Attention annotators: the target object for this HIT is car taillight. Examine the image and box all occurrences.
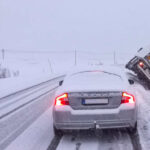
[55,93,69,106]
[139,61,144,67]
[121,92,135,104]
[139,61,146,69]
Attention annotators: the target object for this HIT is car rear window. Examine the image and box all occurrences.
[71,71,122,79]
[64,71,123,85]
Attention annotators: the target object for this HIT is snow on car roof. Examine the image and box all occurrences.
[59,66,128,93]
[55,66,130,94]
[65,66,125,78]
[69,70,122,81]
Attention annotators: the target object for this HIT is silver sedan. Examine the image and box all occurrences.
[53,68,137,135]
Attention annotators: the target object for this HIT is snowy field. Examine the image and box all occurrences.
[0,50,135,96]
[1,50,136,73]
[0,74,63,99]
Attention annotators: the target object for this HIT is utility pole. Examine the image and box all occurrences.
[48,59,53,73]
[2,49,5,60]
[114,51,116,65]
[75,49,77,66]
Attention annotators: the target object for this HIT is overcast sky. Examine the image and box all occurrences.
[0,0,150,53]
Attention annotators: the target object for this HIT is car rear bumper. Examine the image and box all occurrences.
[54,120,135,130]
[53,104,137,130]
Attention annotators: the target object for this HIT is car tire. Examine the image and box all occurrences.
[129,122,137,134]
[53,125,63,136]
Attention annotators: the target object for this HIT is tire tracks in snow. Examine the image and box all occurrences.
[47,135,62,150]
[48,129,142,150]
[128,130,142,150]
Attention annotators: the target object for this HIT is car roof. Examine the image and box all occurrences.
[65,66,126,79]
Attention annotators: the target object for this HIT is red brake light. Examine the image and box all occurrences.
[121,92,135,104]
[139,61,144,68]
[55,93,69,106]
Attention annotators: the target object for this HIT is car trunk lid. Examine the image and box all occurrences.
[68,91,122,110]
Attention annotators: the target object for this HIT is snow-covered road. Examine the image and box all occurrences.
[4,80,149,150]
[56,130,134,150]
[0,76,64,150]
[5,87,141,150]
[5,107,54,150]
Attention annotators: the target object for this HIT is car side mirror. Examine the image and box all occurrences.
[128,79,134,85]
[59,80,63,86]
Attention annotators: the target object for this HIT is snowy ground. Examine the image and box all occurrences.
[3,75,150,150]
[5,107,54,150]
[0,51,132,98]
[0,73,63,99]
[57,130,134,150]
[134,82,150,150]
[3,91,136,150]
[0,50,135,77]
[1,51,148,150]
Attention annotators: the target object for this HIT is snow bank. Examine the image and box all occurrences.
[134,83,150,150]
[0,73,64,99]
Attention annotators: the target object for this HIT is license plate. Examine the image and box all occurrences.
[83,98,108,105]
